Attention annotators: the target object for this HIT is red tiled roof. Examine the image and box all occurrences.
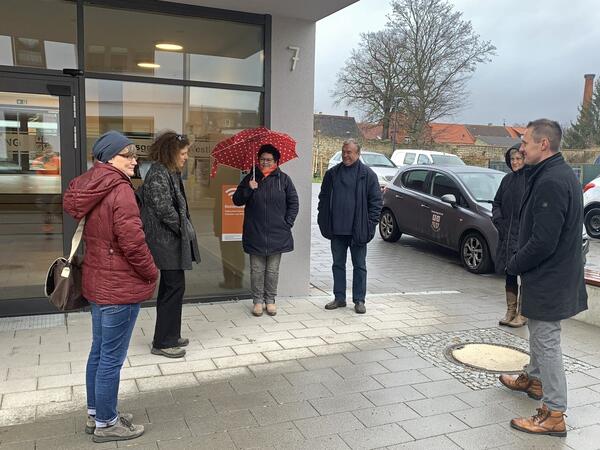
[429,123,475,145]
[506,126,526,139]
[357,123,383,140]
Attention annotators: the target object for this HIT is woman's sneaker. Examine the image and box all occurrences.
[92,415,144,443]
[86,412,133,434]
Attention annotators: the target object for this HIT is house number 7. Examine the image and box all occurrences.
[287,46,300,71]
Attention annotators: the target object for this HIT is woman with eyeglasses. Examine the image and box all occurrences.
[63,131,158,442]
[139,131,200,358]
[233,144,299,317]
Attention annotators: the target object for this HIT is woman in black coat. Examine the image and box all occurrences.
[233,144,299,317]
[492,144,527,328]
[140,131,200,358]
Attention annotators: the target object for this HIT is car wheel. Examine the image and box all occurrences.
[585,207,600,239]
[460,232,492,274]
[379,209,401,242]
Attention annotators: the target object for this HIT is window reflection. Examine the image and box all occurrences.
[0,0,77,70]
[84,5,264,86]
[85,79,263,298]
[0,92,63,300]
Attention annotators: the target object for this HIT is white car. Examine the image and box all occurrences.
[583,176,600,238]
[327,150,398,188]
[391,149,465,167]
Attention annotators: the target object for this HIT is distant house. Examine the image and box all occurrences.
[429,123,476,145]
[505,126,526,139]
[314,113,360,139]
[465,124,521,147]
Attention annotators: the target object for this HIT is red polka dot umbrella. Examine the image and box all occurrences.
[210,127,297,178]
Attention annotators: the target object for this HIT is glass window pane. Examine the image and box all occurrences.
[85,79,263,298]
[84,5,264,86]
[0,92,63,300]
[0,0,77,70]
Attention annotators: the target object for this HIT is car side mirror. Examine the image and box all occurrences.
[441,193,457,207]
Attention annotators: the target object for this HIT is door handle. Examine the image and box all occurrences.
[394,194,403,199]
[420,204,430,209]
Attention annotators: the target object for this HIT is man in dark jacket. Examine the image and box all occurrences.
[499,119,588,437]
[317,139,382,314]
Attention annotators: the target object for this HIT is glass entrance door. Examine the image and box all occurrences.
[0,73,77,315]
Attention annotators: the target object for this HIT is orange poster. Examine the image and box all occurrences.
[222,184,244,241]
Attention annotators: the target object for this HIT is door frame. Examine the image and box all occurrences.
[0,70,81,316]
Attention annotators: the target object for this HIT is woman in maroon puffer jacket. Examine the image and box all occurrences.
[63,131,157,443]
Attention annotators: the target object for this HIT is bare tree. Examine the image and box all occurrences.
[332,29,410,140]
[389,0,495,144]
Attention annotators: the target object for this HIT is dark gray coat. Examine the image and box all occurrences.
[232,167,299,256]
[492,146,528,273]
[317,161,382,246]
[507,153,588,321]
[139,162,200,270]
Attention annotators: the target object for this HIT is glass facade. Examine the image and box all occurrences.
[84,5,264,86]
[0,0,267,311]
[0,0,77,70]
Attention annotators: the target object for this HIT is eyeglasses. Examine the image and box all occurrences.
[116,152,138,160]
[259,158,275,163]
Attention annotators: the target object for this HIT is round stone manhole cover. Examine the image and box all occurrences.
[445,343,529,373]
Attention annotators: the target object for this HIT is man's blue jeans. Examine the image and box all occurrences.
[331,235,367,303]
[86,303,140,426]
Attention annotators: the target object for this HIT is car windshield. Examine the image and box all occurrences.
[456,172,506,202]
[431,154,465,166]
[361,153,396,167]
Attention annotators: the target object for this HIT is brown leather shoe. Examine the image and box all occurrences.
[510,404,567,437]
[266,303,277,316]
[252,303,263,317]
[499,372,543,400]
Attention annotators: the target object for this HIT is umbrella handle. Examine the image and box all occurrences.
[253,155,255,180]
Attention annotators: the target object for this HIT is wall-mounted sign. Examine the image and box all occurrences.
[221,184,244,241]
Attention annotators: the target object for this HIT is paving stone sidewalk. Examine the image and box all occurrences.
[0,292,599,450]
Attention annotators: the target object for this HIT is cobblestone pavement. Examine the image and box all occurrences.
[0,184,597,449]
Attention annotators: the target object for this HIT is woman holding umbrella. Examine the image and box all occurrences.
[232,144,299,316]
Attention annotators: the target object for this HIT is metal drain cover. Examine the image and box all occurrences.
[446,343,529,373]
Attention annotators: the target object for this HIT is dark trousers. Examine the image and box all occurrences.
[506,274,518,293]
[153,270,185,349]
[331,235,367,303]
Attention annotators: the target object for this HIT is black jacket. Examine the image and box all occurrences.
[232,167,299,256]
[507,153,588,321]
[492,146,528,273]
[317,160,383,245]
[139,162,200,270]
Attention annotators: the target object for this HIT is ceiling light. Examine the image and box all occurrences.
[155,43,183,51]
[137,62,160,69]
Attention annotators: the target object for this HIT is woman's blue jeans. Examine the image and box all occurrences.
[86,303,140,426]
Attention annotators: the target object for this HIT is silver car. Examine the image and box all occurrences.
[379,165,505,273]
[328,150,398,188]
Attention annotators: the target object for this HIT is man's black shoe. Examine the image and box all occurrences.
[325,299,347,310]
[354,302,366,314]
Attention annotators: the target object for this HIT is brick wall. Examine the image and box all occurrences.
[312,136,600,176]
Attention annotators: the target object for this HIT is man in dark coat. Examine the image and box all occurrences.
[499,119,588,437]
[492,144,528,327]
[317,139,382,314]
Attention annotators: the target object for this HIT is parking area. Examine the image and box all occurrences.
[0,185,597,449]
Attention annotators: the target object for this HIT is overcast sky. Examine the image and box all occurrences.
[314,0,600,128]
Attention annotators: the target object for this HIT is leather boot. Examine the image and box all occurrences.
[499,372,543,400]
[510,404,567,437]
[499,288,517,326]
[252,303,263,317]
[266,303,277,316]
[507,292,527,328]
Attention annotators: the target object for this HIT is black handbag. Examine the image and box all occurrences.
[44,219,89,311]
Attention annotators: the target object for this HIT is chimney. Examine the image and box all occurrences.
[344,110,348,117]
[583,74,595,109]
